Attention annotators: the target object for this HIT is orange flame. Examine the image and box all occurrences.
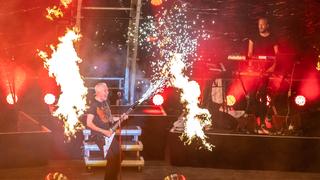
[38,28,87,140]
[46,6,63,21]
[46,0,73,20]
[61,0,73,8]
[169,53,213,150]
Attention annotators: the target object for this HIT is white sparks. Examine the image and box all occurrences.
[139,3,213,149]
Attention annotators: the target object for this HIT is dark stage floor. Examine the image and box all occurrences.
[1,160,320,180]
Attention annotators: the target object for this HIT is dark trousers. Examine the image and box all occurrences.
[104,138,121,180]
[255,76,270,127]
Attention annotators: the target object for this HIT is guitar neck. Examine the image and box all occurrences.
[110,101,140,131]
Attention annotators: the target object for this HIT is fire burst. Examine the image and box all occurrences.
[46,0,73,20]
[46,6,63,21]
[139,3,213,150]
[170,54,213,150]
[38,29,87,140]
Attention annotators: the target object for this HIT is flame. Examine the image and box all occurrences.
[46,6,63,21]
[38,29,87,139]
[169,54,213,150]
[61,0,73,8]
[46,0,73,20]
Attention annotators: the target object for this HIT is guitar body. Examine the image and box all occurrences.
[103,133,115,157]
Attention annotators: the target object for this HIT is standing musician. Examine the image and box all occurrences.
[86,82,128,180]
[247,17,279,134]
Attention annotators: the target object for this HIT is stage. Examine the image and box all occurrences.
[168,129,320,172]
[0,160,320,180]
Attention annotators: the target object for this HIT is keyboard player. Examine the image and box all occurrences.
[247,16,279,134]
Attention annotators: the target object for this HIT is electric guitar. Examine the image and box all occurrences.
[103,78,166,157]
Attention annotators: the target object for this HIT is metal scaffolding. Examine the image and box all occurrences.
[75,0,142,104]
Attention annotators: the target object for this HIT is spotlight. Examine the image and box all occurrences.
[152,94,164,106]
[6,93,18,105]
[151,0,163,6]
[226,95,236,106]
[295,95,306,106]
[266,95,271,106]
[164,173,186,180]
[44,93,56,105]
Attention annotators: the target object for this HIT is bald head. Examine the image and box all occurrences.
[258,17,269,34]
[95,82,109,101]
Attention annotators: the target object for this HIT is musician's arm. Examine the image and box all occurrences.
[248,40,254,58]
[266,44,279,73]
[274,44,279,55]
[87,114,113,137]
[248,40,254,67]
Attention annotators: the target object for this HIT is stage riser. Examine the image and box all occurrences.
[0,132,51,168]
[0,111,52,168]
[169,132,320,172]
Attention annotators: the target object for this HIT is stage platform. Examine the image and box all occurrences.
[0,160,320,180]
[168,130,320,172]
[0,111,52,168]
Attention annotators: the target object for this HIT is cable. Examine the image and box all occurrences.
[285,61,297,129]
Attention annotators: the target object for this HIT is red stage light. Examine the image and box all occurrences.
[152,94,164,106]
[151,0,163,6]
[226,95,236,106]
[44,93,56,105]
[295,95,306,106]
[6,93,18,105]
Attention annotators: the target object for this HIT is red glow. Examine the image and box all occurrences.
[295,95,306,106]
[299,72,320,101]
[227,77,256,101]
[152,94,164,106]
[0,65,28,100]
[38,68,59,97]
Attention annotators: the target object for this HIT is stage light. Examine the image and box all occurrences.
[44,93,56,105]
[266,95,271,106]
[295,95,306,106]
[6,93,18,105]
[164,173,186,180]
[226,95,236,106]
[45,172,68,180]
[152,94,164,106]
[151,0,162,6]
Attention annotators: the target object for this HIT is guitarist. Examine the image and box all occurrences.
[86,82,128,180]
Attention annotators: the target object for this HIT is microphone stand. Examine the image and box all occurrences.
[285,61,298,131]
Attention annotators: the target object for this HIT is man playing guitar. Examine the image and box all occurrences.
[86,82,128,180]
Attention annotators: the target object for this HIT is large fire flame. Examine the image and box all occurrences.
[169,54,213,150]
[38,29,87,139]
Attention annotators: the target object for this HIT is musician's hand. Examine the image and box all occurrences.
[121,113,129,120]
[101,129,113,137]
[113,116,120,122]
